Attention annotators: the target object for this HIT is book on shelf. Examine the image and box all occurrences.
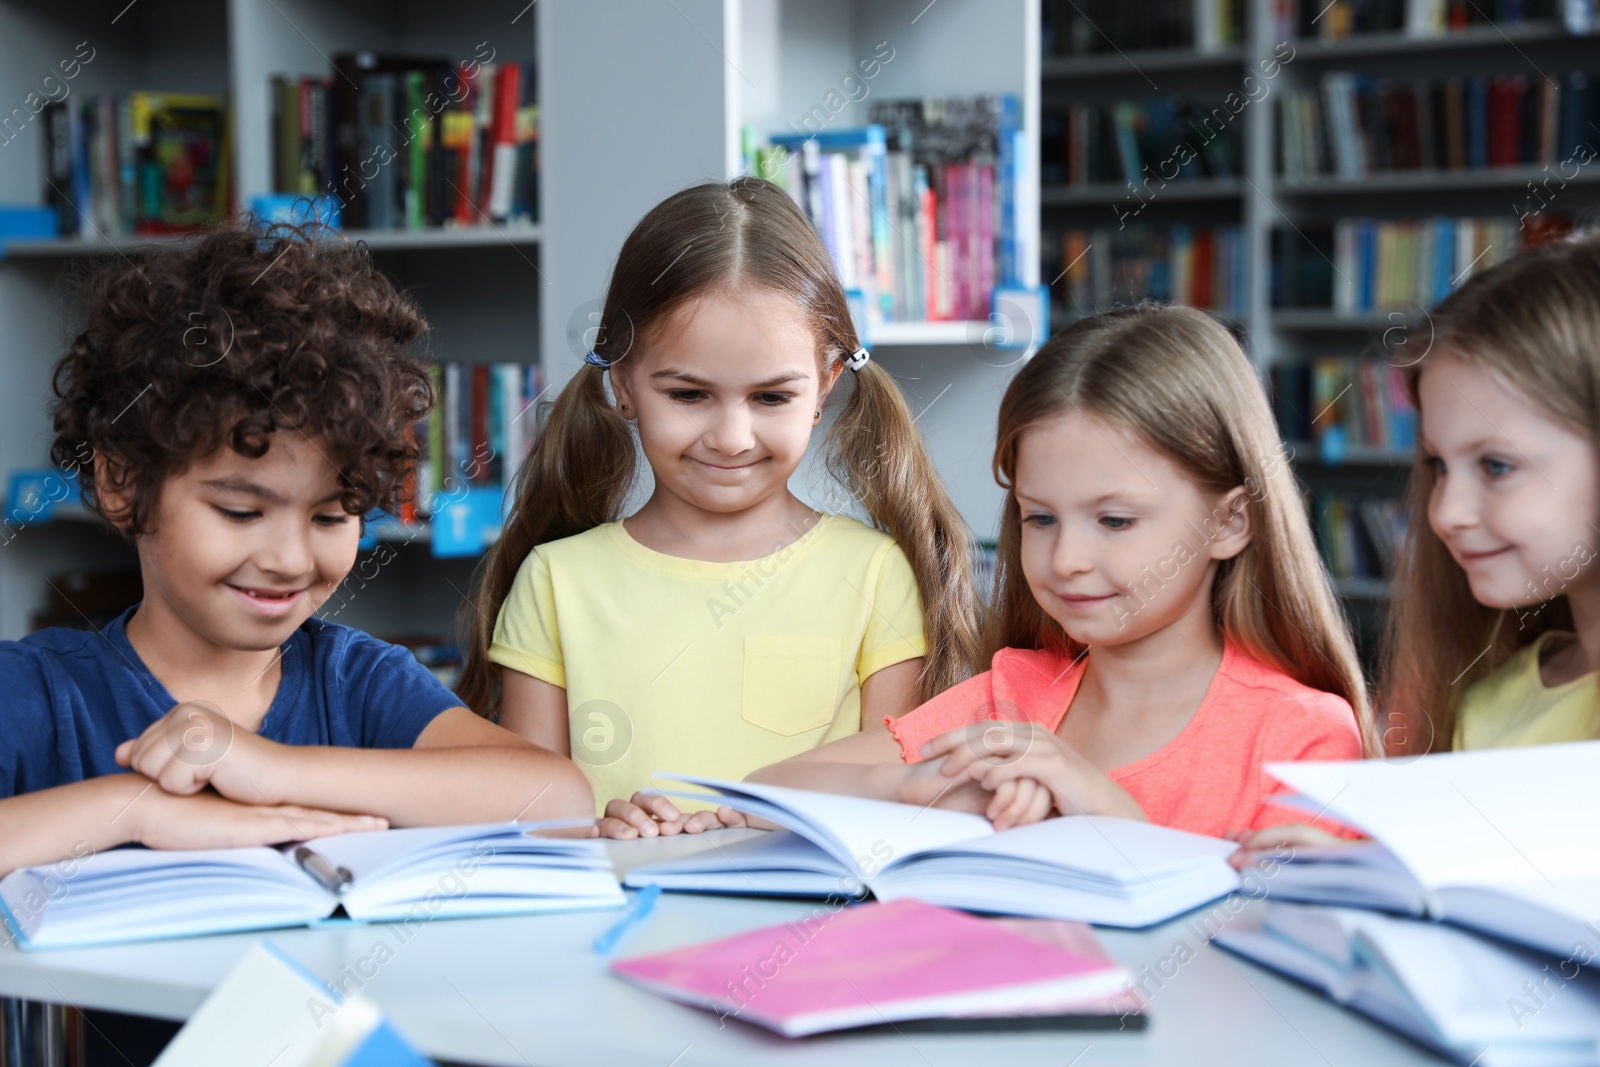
[273,54,537,232]
[1277,68,1599,181]
[1046,223,1246,317]
[611,899,1143,1037]
[760,93,1024,325]
[41,93,227,239]
[1215,902,1600,1067]
[1312,490,1408,583]
[0,822,622,950]
[1274,0,1575,40]
[401,360,542,524]
[1041,0,1246,55]
[1271,216,1567,314]
[1289,355,1418,453]
[1041,95,1241,190]
[1256,741,1600,962]
[621,774,1241,928]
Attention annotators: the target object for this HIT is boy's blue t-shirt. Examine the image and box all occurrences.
[0,605,464,798]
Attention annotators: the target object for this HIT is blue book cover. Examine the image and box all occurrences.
[1466,76,1489,170]
[995,95,1023,289]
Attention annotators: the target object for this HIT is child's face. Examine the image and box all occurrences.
[1013,411,1249,648]
[1419,352,1600,610]
[133,433,360,650]
[612,288,838,517]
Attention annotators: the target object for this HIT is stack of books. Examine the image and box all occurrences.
[269,53,538,231]
[1042,0,1247,54]
[1312,491,1408,585]
[1275,0,1572,40]
[1270,216,1562,313]
[1277,69,1599,181]
[406,361,543,523]
[1219,742,1600,1066]
[759,94,1025,326]
[1048,223,1247,317]
[40,93,227,238]
[1041,95,1242,189]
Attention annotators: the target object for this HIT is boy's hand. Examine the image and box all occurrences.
[129,786,385,850]
[595,792,754,840]
[115,700,280,804]
[920,722,1146,827]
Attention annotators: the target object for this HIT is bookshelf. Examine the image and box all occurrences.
[0,0,1040,647]
[1039,1,1600,658]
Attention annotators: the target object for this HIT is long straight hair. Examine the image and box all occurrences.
[1383,232,1600,754]
[985,305,1379,754]
[457,177,983,716]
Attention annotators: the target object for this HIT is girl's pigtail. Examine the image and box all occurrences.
[827,360,984,700]
[457,364,636,717]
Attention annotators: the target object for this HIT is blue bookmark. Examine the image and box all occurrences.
[593,883,662,954]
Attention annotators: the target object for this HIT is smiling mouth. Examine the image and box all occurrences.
[1058,592,1116,605]
[1457,546,1513,564]
[229,584,307,602]
[694,458,762,471]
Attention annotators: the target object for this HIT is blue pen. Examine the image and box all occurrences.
[593,883,662,954]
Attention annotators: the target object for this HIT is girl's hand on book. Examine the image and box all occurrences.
[130,787,385,851]
[893,758,996,815]
[596,792,755,840]
[1226,822,1359,870]
[985,776,1054,831]
[920,723,1146,825]
[115,700,277,803]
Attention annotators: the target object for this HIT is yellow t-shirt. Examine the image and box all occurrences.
[1455,631,1600,750]
[488,513,927,813]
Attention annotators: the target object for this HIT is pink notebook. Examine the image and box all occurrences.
[610,899,1133,1037]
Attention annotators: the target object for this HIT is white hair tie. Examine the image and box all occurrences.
[845,347,870,373]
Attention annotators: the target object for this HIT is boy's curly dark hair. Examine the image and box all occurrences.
[50,219,433,538]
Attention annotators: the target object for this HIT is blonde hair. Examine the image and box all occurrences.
[1384,231,1600,754]
[457,177,983,716]
[986,304,1378,754]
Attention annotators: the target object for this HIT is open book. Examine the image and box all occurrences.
[1260,741,1600,958]
[622,775,1239,927]
[0,821,624,950]
[1215,902,1600,1067]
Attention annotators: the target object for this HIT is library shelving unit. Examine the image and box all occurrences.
[0,0,1040,644]
[1039,4,1600,659]
[0,0,542,644]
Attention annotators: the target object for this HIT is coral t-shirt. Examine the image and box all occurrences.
[884,641,1363,838]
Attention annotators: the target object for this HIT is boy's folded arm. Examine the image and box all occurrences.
[242,707,595,826]
[0,777,383,877]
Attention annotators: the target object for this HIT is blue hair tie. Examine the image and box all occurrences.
[584,351,612,369]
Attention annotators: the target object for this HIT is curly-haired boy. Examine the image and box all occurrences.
[0,222,592,875]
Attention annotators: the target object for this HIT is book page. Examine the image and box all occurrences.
[1268,741,1600,889]
[652,774,993,881]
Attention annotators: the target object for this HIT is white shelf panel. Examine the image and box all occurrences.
[2,226,542,259]
[869,321,994,346]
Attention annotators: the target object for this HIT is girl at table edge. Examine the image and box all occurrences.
[750,303,1380,840]
[1237,229,1600,861]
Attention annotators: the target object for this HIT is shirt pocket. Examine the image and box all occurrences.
[741,635,843,737]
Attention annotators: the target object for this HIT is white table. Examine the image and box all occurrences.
[0,831,1448,1066]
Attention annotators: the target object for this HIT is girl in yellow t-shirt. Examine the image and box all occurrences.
[457,177,983,835]
[1236,231,1600,863]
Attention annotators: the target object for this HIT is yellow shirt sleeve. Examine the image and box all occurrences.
[488,546,566,688]
[855,539,927,684]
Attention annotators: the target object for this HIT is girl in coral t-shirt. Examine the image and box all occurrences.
[751,305,1378,839]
